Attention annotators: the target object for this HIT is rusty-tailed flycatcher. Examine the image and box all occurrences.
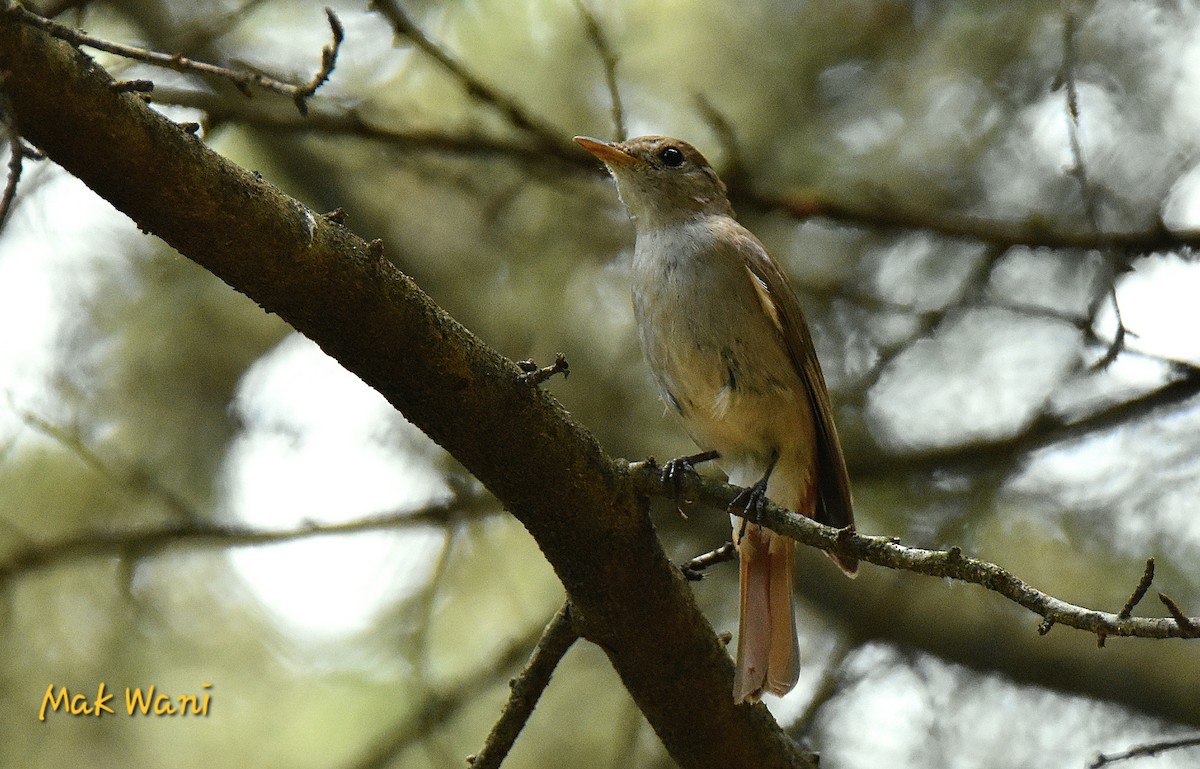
[575,135,858,703]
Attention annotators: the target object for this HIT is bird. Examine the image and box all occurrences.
[575,134,857,703]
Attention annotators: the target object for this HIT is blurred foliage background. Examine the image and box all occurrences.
[2,0,1200,767]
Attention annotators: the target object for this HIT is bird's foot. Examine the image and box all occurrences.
[729,476,771,542]
[652,450,719,518]
[728,450,779,541]
[659,449,719,497]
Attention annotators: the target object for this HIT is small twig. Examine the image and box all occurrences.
[1091,301,1129,371]
[1089,734,1200,768]
[345,618,553,769]
[322,207,348,225]
[517,353,569,385]
[110,78,155,94]
[1060,3,1134,372]
[468,601,580,769]
[695,95,745,184]
[409,525,460,681]
[1061,5,1100,235]
[766,190,1196,253]
[291,7,344,116]
[1157,593,1198,637]
[680,542,737,581]
[1118,559,1155,619]
[19,409,201,523]
[6,3,342,115]
[854,367,1200,481]
[0,493,495,589]
[573,0,624,140]
[789,640,856,736]
[0,128,44,232]
[369,0,568,150]
[1100,558,1156,647]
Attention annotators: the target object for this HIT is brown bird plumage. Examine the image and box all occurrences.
[576,135,856,703]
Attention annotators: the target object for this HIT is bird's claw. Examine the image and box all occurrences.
[729,477,771,542]
[728,478,770,524]
[728,450,779,541]
[660,450,720,498]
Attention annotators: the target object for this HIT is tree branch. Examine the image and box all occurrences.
[0,124,44,232]
[6,3,342,114]
[152,89,1200,257]
[573,0,625,140]
[759,190,1199,253]
[1089,734,1200,768]
[630,462,1200,641]
[470,602,580,769]
[368,0,570,152]
[345,617,554,769]
[1118,559,1156,620]
[17,408,203,523]
[0,15,811,769]
[852,367,1200,479]
[0,495,496,590]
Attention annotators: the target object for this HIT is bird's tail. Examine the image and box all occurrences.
[732,523,799,703]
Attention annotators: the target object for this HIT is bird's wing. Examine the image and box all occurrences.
[734,229,857,567]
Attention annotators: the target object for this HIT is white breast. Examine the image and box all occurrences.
[630,216,815,481]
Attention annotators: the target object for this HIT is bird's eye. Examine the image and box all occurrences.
[659,147,686,167]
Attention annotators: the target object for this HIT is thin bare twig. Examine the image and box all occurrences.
[1061,6,1100,237]
[197,105,588,169]
[1093,558,1159,647]
[1118,558,1155,619]
[1089,734,1200,768]
[291,7,343,116]
[1099,558,1156,647]
[1157,593,1198,637]
[695,96,745,184]
[573,0,625,139]
[5,2,342,115]
[19,409,202,523]
[789,640,856,737]
[517,353,570,385]
[344,618,554,769]
[680,541,737,581]
[0,494,496,589]
[469,601,580,769]
[369,0,569,151]
[4,409,498,587]
[0,128,43,232]
[629,462,1200,642]
[853,367,1200,479]
[762,190,1197,253]
[1060,3,1132,370]
[409,523,459,677]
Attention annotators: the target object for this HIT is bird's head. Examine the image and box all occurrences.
[575,135,732,229]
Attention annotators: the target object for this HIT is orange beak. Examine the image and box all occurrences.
[574,136,640,168]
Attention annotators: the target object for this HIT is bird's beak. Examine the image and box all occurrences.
[574,136,640,169]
